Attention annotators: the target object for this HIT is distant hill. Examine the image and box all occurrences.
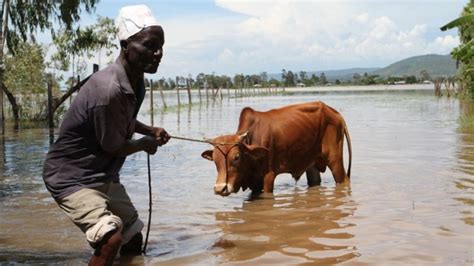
[267,54,456,82]
[312,68,381,81]
[371,54,456,78]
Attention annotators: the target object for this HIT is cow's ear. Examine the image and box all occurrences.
[243,144,269,161]
[201,150,214,161]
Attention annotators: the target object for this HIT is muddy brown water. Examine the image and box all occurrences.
[0,89,473,265]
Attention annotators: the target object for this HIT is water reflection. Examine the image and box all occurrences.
[0,134,5,166]
[454,100,474,226]
[0,126,50,198]
[214,184,358,264]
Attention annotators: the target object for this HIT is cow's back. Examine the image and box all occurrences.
[237,101,339,175]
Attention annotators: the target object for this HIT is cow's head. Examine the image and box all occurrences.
[201,132,269,196]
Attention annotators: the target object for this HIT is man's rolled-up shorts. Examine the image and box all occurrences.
[57,181,144,246]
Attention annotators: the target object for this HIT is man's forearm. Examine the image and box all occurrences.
[135,120,153,136]
[110,139,146,157]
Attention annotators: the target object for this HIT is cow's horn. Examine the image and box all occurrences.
[238,131,248,141]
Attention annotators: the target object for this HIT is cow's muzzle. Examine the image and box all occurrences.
[214,183,232,196]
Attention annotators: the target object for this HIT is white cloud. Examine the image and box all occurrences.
[150,0,464,77]
[354,13,369,24]
[216,48,235,65]
[369,16,399,40]
[434,35,460,49]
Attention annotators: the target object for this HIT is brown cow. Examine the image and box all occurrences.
[201,101,352,196]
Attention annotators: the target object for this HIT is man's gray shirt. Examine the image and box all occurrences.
[43,61,145,200]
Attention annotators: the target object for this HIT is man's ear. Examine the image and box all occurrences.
[242,144,269,161]
[201,150,213,161]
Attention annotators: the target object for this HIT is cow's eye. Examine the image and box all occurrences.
[232,154,240,165]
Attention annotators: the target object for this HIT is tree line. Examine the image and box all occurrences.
[144,70,431,93]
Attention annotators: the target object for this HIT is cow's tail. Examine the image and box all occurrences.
[343,119,352,179]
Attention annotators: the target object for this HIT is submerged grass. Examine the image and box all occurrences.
[459,98,474,130]
[147,102,201,115]
[459,113,474,130]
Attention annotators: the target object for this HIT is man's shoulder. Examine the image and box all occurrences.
[80,64,124,105]
[87,64,120,90]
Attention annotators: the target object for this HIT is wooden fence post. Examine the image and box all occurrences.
[176,76,181,106]
[186,78,192,105]
[198,80,202,103]
[177,86,181,106]
[159,83,167,109]
[0,83,3,135]
[47,76,54,129]
[205,81,209,103]
[434,79,442,97]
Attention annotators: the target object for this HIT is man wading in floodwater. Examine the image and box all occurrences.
[42,5,170,265]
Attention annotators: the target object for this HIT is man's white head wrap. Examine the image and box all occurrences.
[115,5,160,41]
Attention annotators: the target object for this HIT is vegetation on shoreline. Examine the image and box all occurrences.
[441,0,474,98]
[459,114,474,130]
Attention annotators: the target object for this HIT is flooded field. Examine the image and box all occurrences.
[0,88,473,265]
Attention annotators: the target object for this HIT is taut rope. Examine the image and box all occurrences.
[170,135,213,144]
[170,135,238,146]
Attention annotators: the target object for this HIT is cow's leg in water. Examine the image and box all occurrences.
[306,166,321,186]
[328,155,349,184]
[263,172,276,193]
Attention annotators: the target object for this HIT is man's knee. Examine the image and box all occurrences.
[86,215,123,245]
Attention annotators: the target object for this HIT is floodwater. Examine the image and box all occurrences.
[1,87,473,265]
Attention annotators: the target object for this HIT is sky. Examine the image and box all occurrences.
[71,0,466,79]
